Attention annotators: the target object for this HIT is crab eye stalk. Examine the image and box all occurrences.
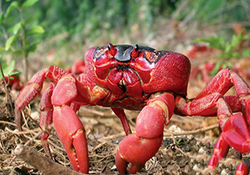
[107,43,117,57]
[131,44,139,58]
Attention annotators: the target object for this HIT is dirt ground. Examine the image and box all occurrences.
[1,62,250,175]
[1,22,250,175]
[0,86,246,175]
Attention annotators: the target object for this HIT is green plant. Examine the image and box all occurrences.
[174,0,250,27]
[0,59,20,117]
[195,32,250,75]
[0,0,44,82]
[0,59,20,80]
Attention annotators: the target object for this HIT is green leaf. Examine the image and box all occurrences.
[9,70,21,77]
[225,44,232,53]
[13,22,22,34]
[5,35,18,51]
[226,62,233,68]
[243,35,249,40]
[231,52,240,58]
[22,0,39,8]
[195,35,226,50]
[230,35,240,48]
[12,50,22,55]
[210,61,221,76]
[0,60,15,79]
[23,16,33,25]
[5,1,19,18]
[0,12,5,25]
[26,43,37,53]
[242,48,250,57]
[26,25,45,36]
[0,46,5,51]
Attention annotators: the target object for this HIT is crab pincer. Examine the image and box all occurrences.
[116,93,175,173]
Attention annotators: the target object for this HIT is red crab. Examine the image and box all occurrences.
[15,43,250,174]
[2,74,23,90]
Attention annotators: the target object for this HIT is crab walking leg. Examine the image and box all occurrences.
[115,93,175,174]
[208,99,250,175]
[236,162,249,175]
[176,69,250,173]
[39,83,54,159]
[15,66,69,130]
[177,94,250,172]
[15,68,48,130]
[112,107,132,135]
[207,136,229,169]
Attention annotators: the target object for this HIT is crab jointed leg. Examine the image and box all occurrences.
[15,66,90,173]
[175,69,250,174]
[115,93,175,174]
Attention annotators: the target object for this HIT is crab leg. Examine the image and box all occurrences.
[15,66,69,129]
[115,93,175,174]
[112,107,132,135]
[236,162,249,175]
[39,83,54,159]
[176,69,250,173]
[15,68,48,130]
[15,66,90,173]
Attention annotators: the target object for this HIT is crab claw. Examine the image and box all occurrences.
[116,134,163,174]
[115,93,175,174]
[53,105,89,173]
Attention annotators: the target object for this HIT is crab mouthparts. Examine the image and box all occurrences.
[118,79,127,92]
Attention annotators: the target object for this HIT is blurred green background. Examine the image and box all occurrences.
[1,0,249,43]
[0,0,249,75]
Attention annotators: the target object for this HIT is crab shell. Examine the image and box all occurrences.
[84,45,191,102]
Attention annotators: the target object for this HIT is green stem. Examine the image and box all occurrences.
[19,7,28,83]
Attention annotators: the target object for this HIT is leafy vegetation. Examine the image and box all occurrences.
[0,0,44,82]
[195,32,250,75]
[174,0,250,26]
[36,0,178,41]
[0,60,20,80]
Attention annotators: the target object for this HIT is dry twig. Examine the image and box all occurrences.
[14,144,85,175]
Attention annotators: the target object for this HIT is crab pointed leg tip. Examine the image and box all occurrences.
[207,165,215,169]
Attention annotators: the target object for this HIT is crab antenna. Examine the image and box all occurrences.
[108,43,117,56]
[131,44,139,58]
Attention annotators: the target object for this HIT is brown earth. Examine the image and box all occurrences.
[1,20,250,175]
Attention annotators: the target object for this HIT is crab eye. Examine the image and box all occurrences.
[131,44,139,58]
[107,43,117,57]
